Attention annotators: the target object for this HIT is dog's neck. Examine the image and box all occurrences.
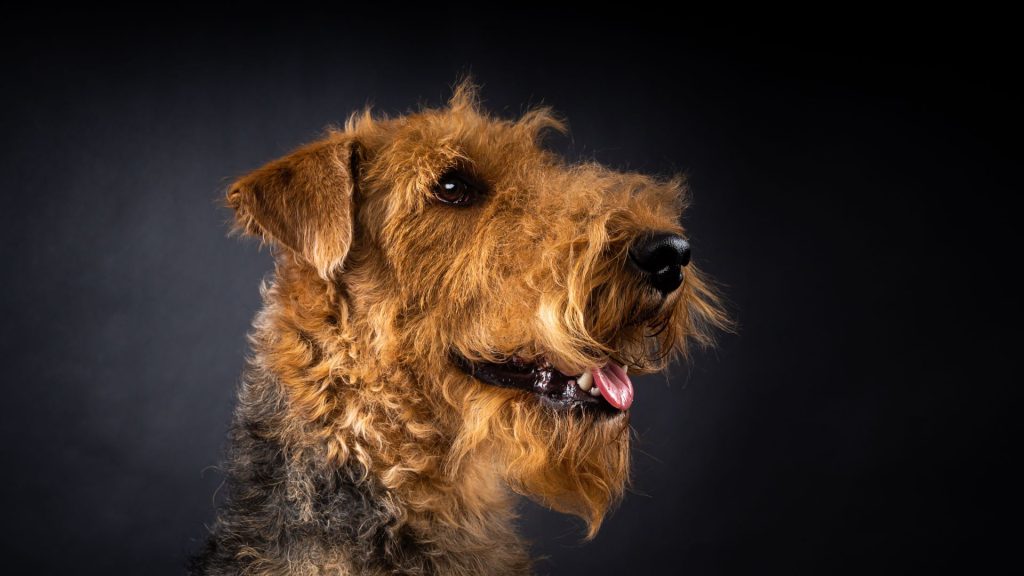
[226,258,531,574]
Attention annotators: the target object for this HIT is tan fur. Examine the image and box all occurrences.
[206,80,727,575]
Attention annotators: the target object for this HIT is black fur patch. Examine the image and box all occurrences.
[189,373,431,575]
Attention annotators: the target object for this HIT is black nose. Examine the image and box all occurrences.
[628,232,691,295]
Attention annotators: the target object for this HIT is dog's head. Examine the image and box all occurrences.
[228,81,727,535]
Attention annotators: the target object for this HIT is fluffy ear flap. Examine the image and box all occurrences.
[227,136,358,279]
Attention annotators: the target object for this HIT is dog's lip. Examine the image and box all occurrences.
[451,353,624,415]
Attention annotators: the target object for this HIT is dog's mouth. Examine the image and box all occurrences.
[452,354,634,414]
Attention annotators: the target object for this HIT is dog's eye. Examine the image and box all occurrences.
[433,172,479,206]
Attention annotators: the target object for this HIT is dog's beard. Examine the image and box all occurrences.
[446,379,630,537]
[434,260,725,535]
[503,402,631,537]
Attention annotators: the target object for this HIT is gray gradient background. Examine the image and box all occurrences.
[0,14,1015,575]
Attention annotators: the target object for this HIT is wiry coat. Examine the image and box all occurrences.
[191,83,726,575]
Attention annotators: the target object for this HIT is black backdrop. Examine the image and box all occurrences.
[1,13,1016,575]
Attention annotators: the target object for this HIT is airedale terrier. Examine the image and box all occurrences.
[192,81,726,575]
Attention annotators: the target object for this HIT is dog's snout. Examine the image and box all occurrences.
[628,232,691,295]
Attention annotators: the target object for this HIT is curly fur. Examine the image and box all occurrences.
[191,81,728,575]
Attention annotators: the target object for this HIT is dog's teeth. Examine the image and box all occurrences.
[589,385,602,397]
[577,370,593,391]
[623,364,629,374]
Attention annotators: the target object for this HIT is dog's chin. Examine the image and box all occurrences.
[446,353,633,536]
[504,403,631,538]
[451,353,633,416]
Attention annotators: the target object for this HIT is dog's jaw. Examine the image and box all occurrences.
[451,353,633,414]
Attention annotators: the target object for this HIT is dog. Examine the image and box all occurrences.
[191,81,726,575]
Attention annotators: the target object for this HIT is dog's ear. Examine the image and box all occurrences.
[227,135,358,279]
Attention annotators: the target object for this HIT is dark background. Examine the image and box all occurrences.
[1,13,1017,575]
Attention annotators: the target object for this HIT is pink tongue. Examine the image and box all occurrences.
[592,362,634,411]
